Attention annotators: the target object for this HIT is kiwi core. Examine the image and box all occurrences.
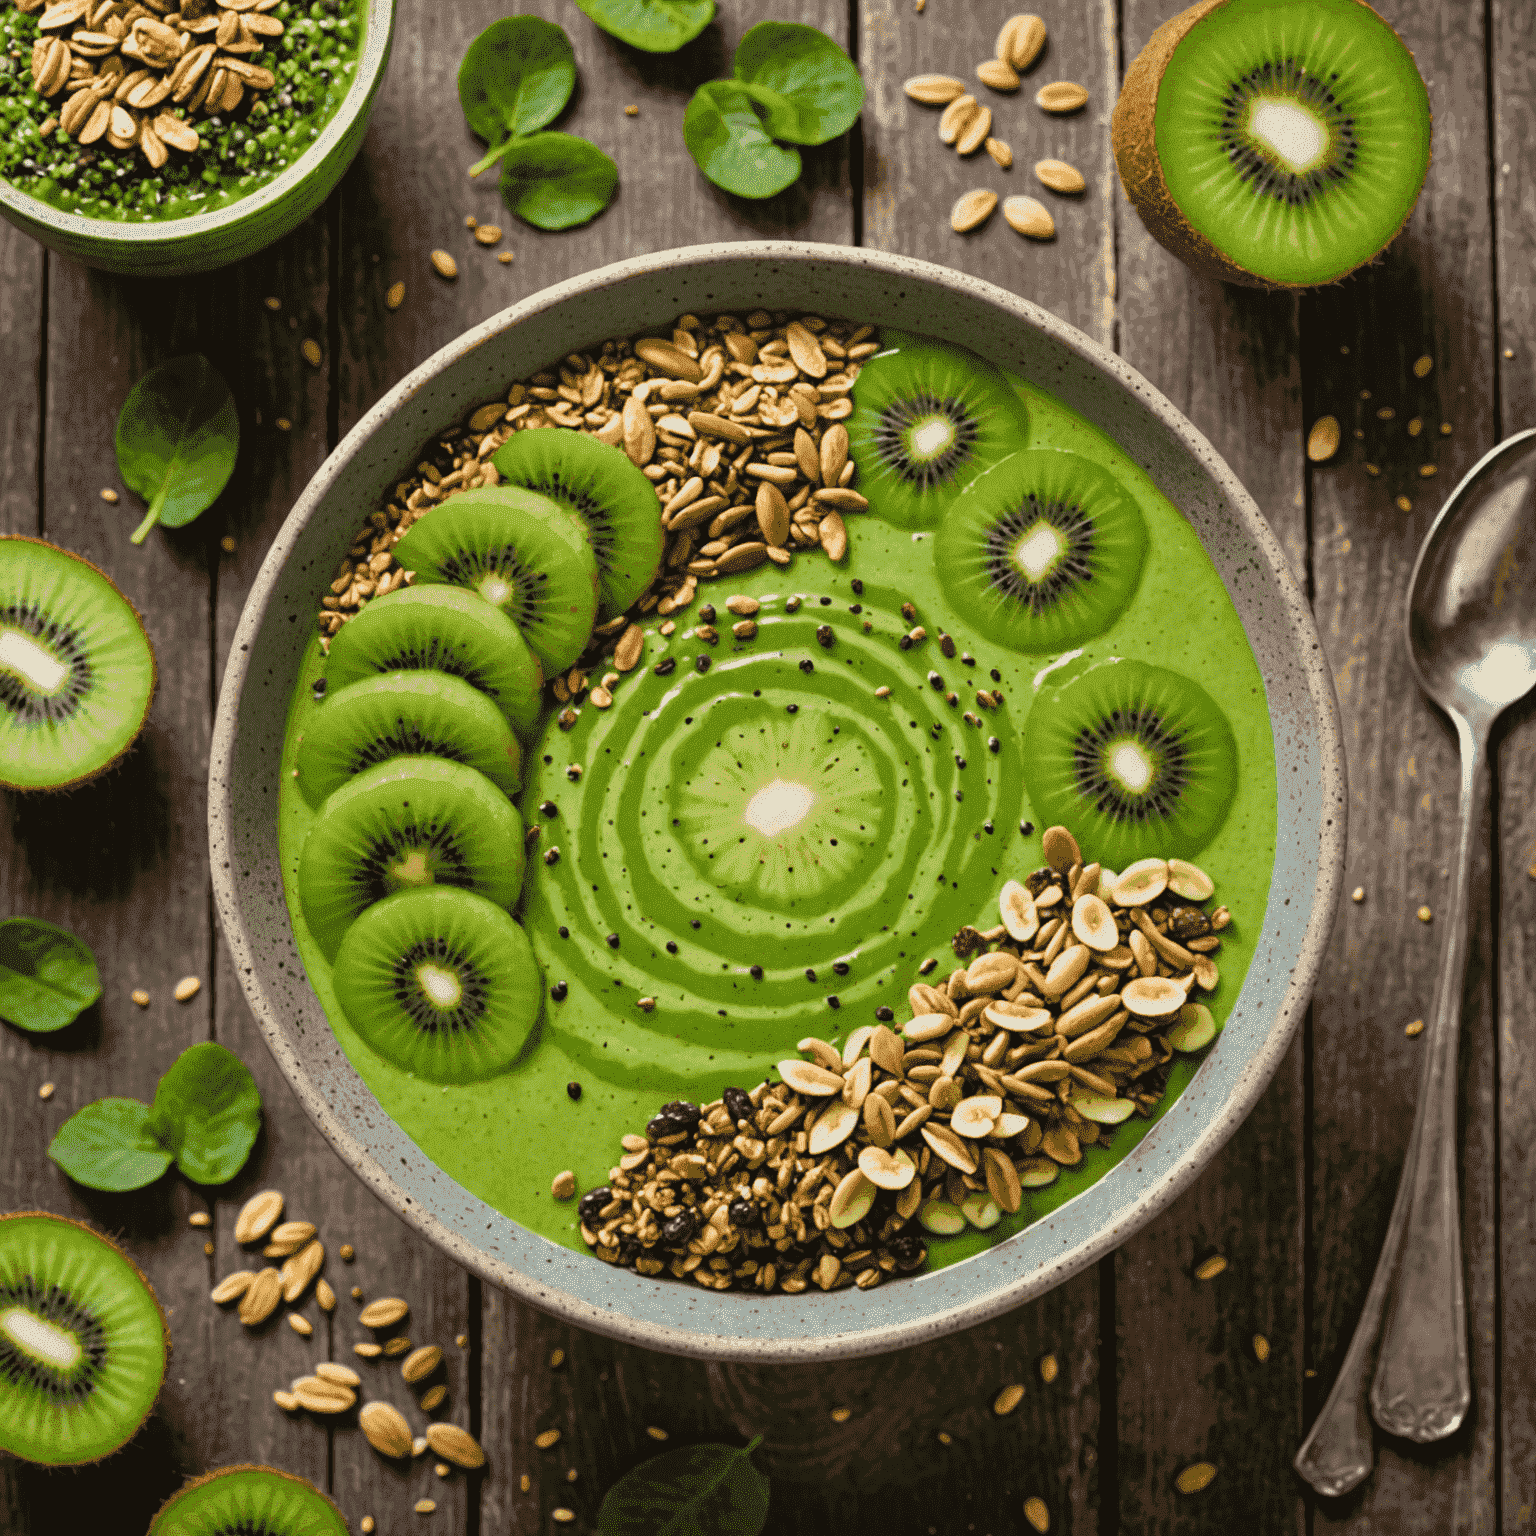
[417,962,463,1010]
[0,630,69,696]
[2,1307,81,1370]
[1109,741,1156,793]
[1246,98,1327,172]
[1013,521,1069,584]
[742,778,816,836]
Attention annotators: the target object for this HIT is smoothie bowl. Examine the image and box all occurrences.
[0,0,393,276]
[211,243,1344,1362]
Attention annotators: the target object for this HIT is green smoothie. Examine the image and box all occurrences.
[277,361,1278,1272]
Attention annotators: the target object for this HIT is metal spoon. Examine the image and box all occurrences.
[1295,428,1536,1498]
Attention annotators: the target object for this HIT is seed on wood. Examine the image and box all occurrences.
[280,1239,324,1302]
[316,1363,360,1387]
[131,988,150,1006]
[535,1428,561,1450]
[977,56,1019,91]
[956,106,992,156]
[553,1513,575,1526]
[1397,495,1413,512]
[420,1384,447,1411]
[985,136,1013,168]
[904,73,966,104]
[1036,80,1088,113]
[1003,195,1054,239]
[361,1401,414,1458]
[340,1243,355,1261]
[1405,1018,1425,1037]
[38,1081,55,1100]
[384,1336,413,1357]
[430,250,458,280]
[1039,1353,1059,1384]
[938,92,978,145]
[993,1383,1025,1416]
[289,1314,313,1337]
[1417,904,1433,922]
[385,281,405,311]
[646,1425,670,1442]
[426,1422,486,1469]
[999,13,1047,71]
[1175,1462,1217,1495]
[415,1500,436,1516]
[355,1342,384,1358]
[234,1190,283,1245]
[951,188,998,233]
[1414,354,1434,377]
[173,974,201,1002]
[301,339,322,368]
[1194,1254,1228,1281]
[1307,416,1340,461]
[359,1296,410,1329]
[402,1345,443,1384]
[1252,1333,1271,1363]
[238,1268,281,1326]
[210,1270,254,1305]
[474,224,503,246]
[1034,158,1085,194]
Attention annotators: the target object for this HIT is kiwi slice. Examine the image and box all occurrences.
[392,486,600,674]
[492,429,664,617]
[934,449,1148,654]
[298,755,527,960]
[296,669,522,809]
[333,884,542,1083]
[149,1465,348,1536]
[0,536,156,792]
[1113,0,1431,288]
[0,1211,166,1466]
[325,583,544,741]
[1021,658,1238,870]
[845,333,1030,529]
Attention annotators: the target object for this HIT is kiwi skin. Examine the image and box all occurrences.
[1111,0,1429,290]
[148,1464,349,1535]
[0,1210,169,1467]
[0,536,158,795]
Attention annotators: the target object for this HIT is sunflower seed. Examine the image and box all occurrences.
[237,1267,281,1326]
[280,1239,324,1303]
[1121,976,1186,1019]
[904,73,966,104]
[983,1147,1023,1213]
[420,1384,448,1411]
[359,1296,410,1329]
[429,250,458,281]
[808,1097,860,1154]
[402,1344,443,1384]
[210,1270,254,1304]
[427,1422,487,1468]
[976,57,1019,92]
[828,1167,876,1228]
[985,137,1013,169]
[1024,1496,1051,1532]
[360,1400,414,1457]
[1306,416,1340,462]
[778,1059,844,1096]
[951,188,998,232]
[1036,80,1088,113]
[1111,858,1169,906]
[317,1362,361,1387]
[1003,195,1055,239]
[1175,1462,1217,1495]
[993,1382,1025,1416]
[289,1314,313,1337]
[939,93,979,145]
[955,106,993,156]
[921,1122,978,1173]
[819,511,848,561]
[999,13,1046,71]
[1034,157,1085,194]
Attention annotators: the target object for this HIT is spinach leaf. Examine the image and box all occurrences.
[500,132,619,229]
[733,22,865,146]
[683,81,801,200]
[574,0,715,53]
[116,354,239,546]
[0,917,101,1033]
[598,1438,769,1536]
[148,1042,262,1185]
[460,16,577,177]
[48,1099,173,1193]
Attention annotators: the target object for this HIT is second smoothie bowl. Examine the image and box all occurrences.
[211,242,1344,1362]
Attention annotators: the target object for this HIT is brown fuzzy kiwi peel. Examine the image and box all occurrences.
[0,1210,170,1466]
[0,535,159,794]
[1111,0,1431,291]
[149,1465,351,1534]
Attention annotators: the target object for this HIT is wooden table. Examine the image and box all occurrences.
[3,1,1532,1530]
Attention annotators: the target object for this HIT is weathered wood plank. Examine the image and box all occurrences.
[1489,0,1536,1525]
[1304,1,1498,1527]
[1110,4,1309,1527]
[0,225,43,536]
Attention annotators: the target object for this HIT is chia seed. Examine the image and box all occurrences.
[566,1081,582,1101]
[550,981,568,1001]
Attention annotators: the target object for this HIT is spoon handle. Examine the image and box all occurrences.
[1369,717,1485,1441]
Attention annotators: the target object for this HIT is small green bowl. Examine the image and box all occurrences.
[0,0,394,277]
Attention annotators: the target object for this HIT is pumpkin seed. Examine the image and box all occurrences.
[983,1146,1023,1213]
[960,1191,1002,1228]
[921,1122,978,1174]
[951,188,999,233]
[1072,1093,1134,1125]
[1111,858,1169,906]
[1169,1002,1216,1052]
[808,1097,860,1154]
[778,1058,844,1096]
[1167,858,1214,900]
[918,1199,966,1235]
[828,1168,875,1228]
[863,1092,897,1147]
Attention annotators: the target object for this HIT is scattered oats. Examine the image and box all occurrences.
[265,297,282,313]
[936,1430,952,1445]
[456,1333,468,1349]
[1441,422,1453,435]
[1505,348,1516,359]
[551,1170,577,1200]
[1252,1333,1270,1363]
[435,1463,450,1478]
[189,1212,211,1228]
[830,1407,852,1423]
[362,1521,375,1534]
[1351,886,1365,903]
[993,1383,1025,1416]
[414,1500,436,1516]
[1023,1496,1050,1533]
[951,188,998,233]
[1405,1018,1425,1038]
[37,1082,54,1101]
[340,1244,355,1261]
[1034,158,1085,194]
[549,1348,566,1369]
[465,215,478,230]
[1306,416,1340,463]
[1175,1462,1217,1495]
[474,224,503,247]
[99,487,119,504]
[498,252,514,265]
[625,104,639,116]
[220,535,237,554]
[173,975,201,1003]
[1194,1254,1227,1281]
[1419,464,1437,477]
[520,1474,532,1494]
[536,1429,561,1450]
[301,339,323,368]
[1417,904,1433,922]
[276,418,293,432]
[1413,355,1433,377]
[289,1314,314,1337]
[985,137,1012,169]
[553,1513,575,1526]
[132,989,150,1007]
[430,250,458,281]
[1038,1354,1058,1384]
[386,281,406,311]
[646,1426,669,1442]
[1396,496,1412,512]
[203,1241,214,1256]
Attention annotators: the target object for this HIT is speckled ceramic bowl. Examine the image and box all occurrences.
[210,243,1346,1363]
[0,0,393,277]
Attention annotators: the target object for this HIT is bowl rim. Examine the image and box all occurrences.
[0,0,393,243]
[211,240,1346,1362]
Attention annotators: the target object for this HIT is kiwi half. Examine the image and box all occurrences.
[0,1211,167,1466]
[935,449,1148,654]
[0,536,156,792]
[296,669,523,809]
[392,486,600,674]
[1113,0,1431,289]
[149,1465,348,1536]
[298,755,527,960]
[846,334,1030,528]
[1021,658,1238,870]
[325,583,544,741]
[333,885,542,1083]
[492,429,664,617]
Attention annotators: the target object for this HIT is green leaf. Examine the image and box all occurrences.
[0,917,101,1033]
[598,1438,769,1536]
[733,22,865,145]
[48,1099,172,1193]
[574,0,715,53]
[459,16,576,176]
[115,354,239,546]
[499,132,619,230]
[148,1042,262,1185]
[683,81,801,199]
